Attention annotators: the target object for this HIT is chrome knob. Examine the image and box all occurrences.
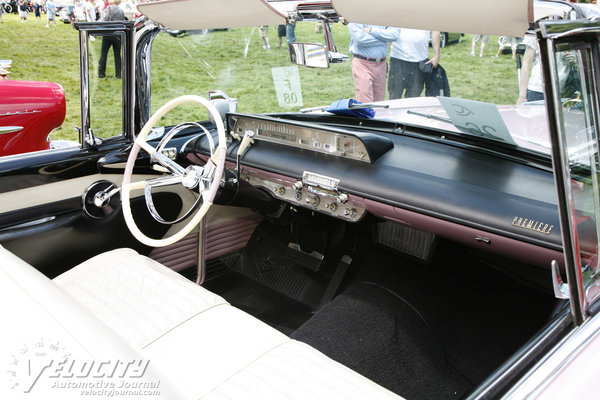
[305,195,320,207]
[337,193,348,204]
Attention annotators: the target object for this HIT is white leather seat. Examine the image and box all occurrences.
[0,245,185,400]
[2,246,402,399]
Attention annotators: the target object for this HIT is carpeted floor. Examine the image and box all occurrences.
[292,281,472,399]
[201,219,557,399]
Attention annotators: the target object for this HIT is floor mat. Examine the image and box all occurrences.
[292,281,472,400]
[204,268,313,335]
[202,223,327,333]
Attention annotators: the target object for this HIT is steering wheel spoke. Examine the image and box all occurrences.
[150,150,187,176]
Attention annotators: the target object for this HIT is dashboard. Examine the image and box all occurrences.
[184,113,564,267]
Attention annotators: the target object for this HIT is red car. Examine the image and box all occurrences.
[0,79,66,157]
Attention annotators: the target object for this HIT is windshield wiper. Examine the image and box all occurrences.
[300,102,389,113]
[406,109,453,125]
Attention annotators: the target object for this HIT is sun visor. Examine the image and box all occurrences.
[331,0,533,37]
[138,0,286,30]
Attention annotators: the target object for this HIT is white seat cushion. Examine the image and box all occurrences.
[52,248,403,399]
[203,340,401,400]
[54,248,227,348]
[0,245,186,399]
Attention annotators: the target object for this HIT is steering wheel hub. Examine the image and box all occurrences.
[182,165,203,190]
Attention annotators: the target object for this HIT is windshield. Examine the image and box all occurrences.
[148,23,553,154]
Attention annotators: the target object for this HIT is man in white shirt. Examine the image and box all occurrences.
[95,0,105,20]
[388,28,440,99]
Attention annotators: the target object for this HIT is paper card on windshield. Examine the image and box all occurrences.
[437,97,517,145]
[272,66,304,108]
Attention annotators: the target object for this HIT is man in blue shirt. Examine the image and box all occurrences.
[348,24,400,103]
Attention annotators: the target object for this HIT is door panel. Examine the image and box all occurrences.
[0,149,183,277]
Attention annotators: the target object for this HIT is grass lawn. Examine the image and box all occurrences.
[1,13,521,141]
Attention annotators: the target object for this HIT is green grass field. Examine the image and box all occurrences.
[0,13,520,141]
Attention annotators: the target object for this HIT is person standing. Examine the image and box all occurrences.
[84,0,97,21]
[470,34,489,57]
[388,28,440,99]
[277,24,286,49]
[258,25,271,50]
[286,21,296,43]
[33,1,41,22]
[18,0,28,22]
[348,23,400,103]
[95,0,105,20]
[492,36,519,59]
[98,0,125,78]
[45,0,57,27]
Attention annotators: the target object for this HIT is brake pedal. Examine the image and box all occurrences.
[286,243,324,272]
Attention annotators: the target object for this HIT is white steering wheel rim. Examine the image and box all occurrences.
[122,95,227,247]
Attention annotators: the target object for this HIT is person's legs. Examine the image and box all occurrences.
[277,25,286,48]
[511,37,518,58]
[388,57,405,99]
[286,23,296,43]
[98,37,111,78]
[372,61,387,102]
[470,37,477,57]
[352,58,375,103]
[401,60,424,98]
[112,37,122,78]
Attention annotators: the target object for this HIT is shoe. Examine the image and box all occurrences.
[470,52,475,57]
[45,24,49,27]
[479,54,483,57]
[263,45,266,50]
[98,74,105,78]
[267,45,271,50]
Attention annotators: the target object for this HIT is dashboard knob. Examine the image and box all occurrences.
[293,181,303,191]
[337,193,349,204]
[275,186,286,195]
[305,195,320,207]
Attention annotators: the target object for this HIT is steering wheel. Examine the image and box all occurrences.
[122,95,227,247]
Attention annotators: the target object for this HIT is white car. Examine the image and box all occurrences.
[2,0,600,399]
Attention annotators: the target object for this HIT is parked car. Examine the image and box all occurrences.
[2,0,600,399]
[441,31,463,47]
[0,0,17,13]
[0,63,67,156]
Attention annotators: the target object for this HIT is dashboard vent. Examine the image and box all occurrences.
[375,221,436,263]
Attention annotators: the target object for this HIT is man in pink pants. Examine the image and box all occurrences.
[348,24,400,103]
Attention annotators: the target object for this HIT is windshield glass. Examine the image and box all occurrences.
[149,22,552,154]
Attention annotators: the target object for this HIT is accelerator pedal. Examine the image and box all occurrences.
[319,255,352,308]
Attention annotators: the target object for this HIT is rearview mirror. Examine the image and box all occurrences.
[289,42,330,68]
